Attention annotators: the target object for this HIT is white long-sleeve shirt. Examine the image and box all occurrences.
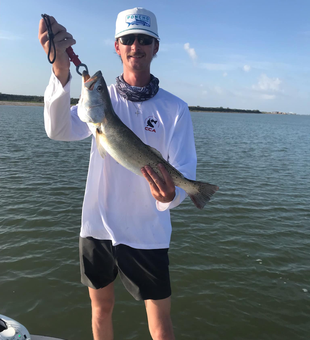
[44,72,197,249]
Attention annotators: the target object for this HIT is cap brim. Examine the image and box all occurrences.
[115,28,160,40]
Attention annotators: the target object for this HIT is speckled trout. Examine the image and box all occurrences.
[77,71,219,209]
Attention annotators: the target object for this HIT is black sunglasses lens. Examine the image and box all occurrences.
[120,35,154,46]
[138,36,153,45]
[120,35,135,45]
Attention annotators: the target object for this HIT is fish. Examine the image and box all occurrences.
[77,71,219,209]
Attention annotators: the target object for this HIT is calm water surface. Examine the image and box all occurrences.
[0,106,309,340]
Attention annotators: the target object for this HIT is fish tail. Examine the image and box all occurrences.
[187,180,219,209]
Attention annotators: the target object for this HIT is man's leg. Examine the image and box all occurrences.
[88,283,115,340]
[145,297,175,340]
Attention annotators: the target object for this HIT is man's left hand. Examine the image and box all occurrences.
[141,163,176,203]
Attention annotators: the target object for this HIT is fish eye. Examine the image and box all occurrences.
[97,85,102,92]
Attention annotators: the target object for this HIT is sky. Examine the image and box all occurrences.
[1,0,310,114]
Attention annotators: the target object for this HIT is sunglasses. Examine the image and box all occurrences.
[119,34,154,46]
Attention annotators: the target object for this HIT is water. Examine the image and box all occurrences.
[1,106,310,340]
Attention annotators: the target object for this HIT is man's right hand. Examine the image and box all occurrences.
[38,16,76,87]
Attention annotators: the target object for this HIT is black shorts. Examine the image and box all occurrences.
[79,236,171,301]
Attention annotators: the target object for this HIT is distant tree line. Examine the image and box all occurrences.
[189,106,262,113]
[0,93,79,105]
[0,93,44,103]
[0,93,262,113]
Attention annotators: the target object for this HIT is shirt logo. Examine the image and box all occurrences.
[126,14,151,27]
[144,116,159,133]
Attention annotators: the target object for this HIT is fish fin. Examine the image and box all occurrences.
[95,129,107,159]
[148,146,165,160]
[187,180,219,209]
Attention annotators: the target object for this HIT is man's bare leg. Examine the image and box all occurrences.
[88,283,115,340]
[145,297,175,340]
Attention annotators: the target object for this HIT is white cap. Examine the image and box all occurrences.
[115,7,159,40]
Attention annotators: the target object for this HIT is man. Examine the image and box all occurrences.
[38,7,197,340]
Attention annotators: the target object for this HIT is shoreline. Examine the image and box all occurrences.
[0,101,44,107]
[191,110,264,114]
[0,101,297,115]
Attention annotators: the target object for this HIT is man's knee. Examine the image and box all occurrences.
[92,301,114,321]
[149,320,174,340]
[145,298,174,340]
[89,286,115,320]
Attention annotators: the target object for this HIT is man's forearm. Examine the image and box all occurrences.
[53,65,70,88]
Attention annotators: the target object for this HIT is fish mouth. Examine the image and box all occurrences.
[83,71,103,90]
[82,71,90,82]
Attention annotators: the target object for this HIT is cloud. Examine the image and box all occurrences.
[214,86,223,95]
[200,63,231,71]
[223,72,228,77]
[299,31,310,37]
[0,31,22,40]
[251,74,283,100]
[243,65,251,72]
[158,42,183,52]
[184,43,197,62]
[104,38,115,46]
[262,94,276,100]
[252,74,281,92]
